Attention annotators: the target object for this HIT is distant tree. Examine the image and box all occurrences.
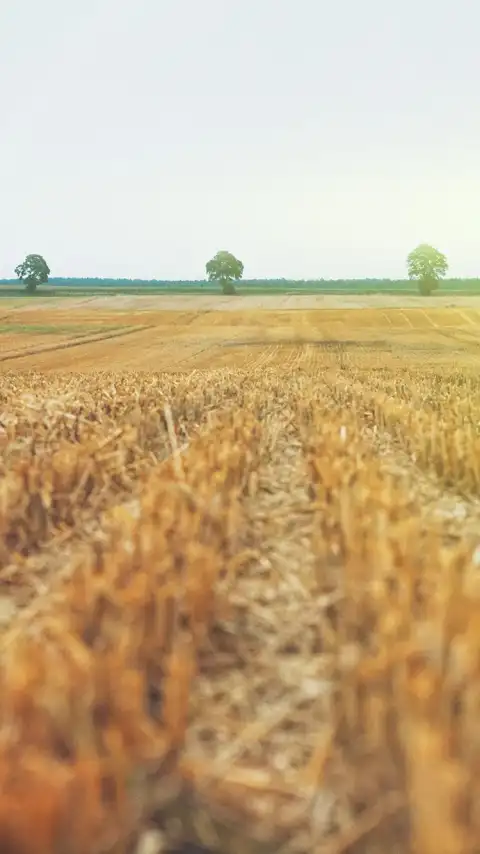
[206,250,244,294]
[14,254,50,293]
[407,244,448,295]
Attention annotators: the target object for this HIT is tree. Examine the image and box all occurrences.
[407,244,448,295]
[14,254,51,293]
[205,250,244,294]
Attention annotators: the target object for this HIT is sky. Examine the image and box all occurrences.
[1,0,479,280]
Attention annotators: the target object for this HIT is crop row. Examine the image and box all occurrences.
[1,365,480,854]
[0,408,264,854]
[303,400,480,853]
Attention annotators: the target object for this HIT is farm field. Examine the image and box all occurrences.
[2,299,480,372]
[5,292,480,312]
[1,299,480,853]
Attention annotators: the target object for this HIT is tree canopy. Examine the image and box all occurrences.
[407,244,448,295]
[14,254,51,293]
[205,250,244,294]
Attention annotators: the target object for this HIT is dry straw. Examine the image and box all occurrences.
[0,364,479,853]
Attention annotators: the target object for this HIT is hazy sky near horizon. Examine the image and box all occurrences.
[1,0,479,280]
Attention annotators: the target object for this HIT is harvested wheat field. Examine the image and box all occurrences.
[2,299,480,372]
[1,301,480,854]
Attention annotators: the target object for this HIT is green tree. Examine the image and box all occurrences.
[14,254,51,293]
[407,244,448,295]
[206,250,244,294]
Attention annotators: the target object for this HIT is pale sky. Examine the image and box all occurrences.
[1,0,479,280]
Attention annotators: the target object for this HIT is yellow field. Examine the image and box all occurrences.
[1,300,480,853]
[2,302,480,372]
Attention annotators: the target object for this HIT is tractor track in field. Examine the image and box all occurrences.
[0,324,155,364]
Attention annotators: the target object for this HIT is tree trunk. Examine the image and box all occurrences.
[418,281,431,296]
[418,276,438,296]
[221,279,236,295]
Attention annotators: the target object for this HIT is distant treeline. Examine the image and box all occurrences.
[2,277,480,290]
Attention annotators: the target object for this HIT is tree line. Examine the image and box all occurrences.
[12,245,449,296]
